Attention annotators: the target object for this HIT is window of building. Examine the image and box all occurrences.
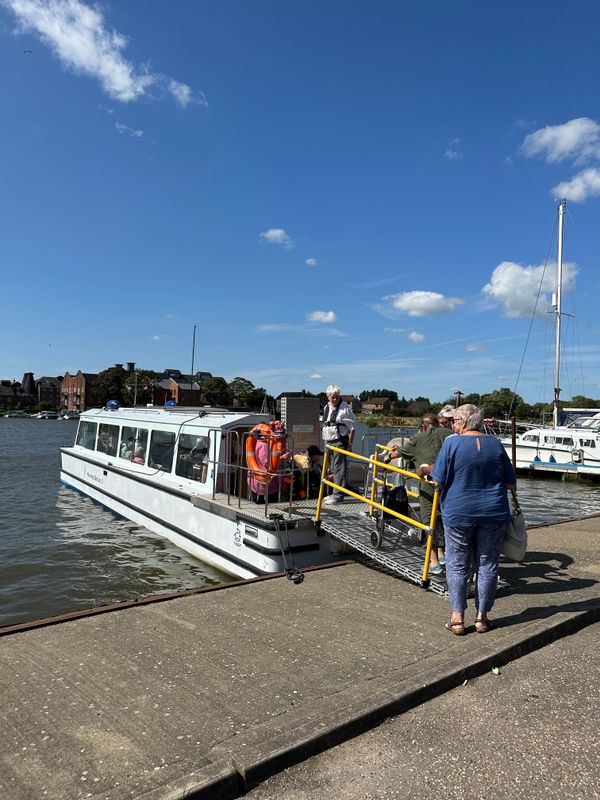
[76,420,97,450]
[149,430,176,472]
[97,424,119,456]
[175,432,211,482]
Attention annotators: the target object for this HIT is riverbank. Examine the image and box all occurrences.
[1,519,599,799]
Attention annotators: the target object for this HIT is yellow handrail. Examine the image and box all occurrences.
[317,442,440,585]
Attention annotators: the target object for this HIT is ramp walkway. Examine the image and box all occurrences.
[319,511,448,594]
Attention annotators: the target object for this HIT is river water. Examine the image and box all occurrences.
[2,419,600,629]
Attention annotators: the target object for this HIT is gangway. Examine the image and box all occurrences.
[318,506,449,595]
[316,444,450,594]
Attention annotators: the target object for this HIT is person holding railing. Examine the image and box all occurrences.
[321,385,356,505]
[385,413,450,573]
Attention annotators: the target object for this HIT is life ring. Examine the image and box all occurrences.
[246,424,284,484]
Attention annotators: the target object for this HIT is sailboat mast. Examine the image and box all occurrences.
[553,199,566,427]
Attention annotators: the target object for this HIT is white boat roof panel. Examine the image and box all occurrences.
[81,406,267,429]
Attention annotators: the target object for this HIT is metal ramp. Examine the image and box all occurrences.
[319,510,449,596]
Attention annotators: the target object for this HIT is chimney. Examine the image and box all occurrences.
[127,362,135,373]
[114,363,123,369]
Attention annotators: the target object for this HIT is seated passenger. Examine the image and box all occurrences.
[133,445,145,464]
[121,437,134,460]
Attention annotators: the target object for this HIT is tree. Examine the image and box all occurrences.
[123,370,161,406]
[359,389,399,402]
[228,377,255,406]
[203,377,232,405]
[479,387,523,419]
[94,366,128,407]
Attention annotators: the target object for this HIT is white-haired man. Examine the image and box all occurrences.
[321,384,356,504]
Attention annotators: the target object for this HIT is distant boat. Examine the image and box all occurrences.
[36,410,60,419]
[4,411,29,418]
[500,200,600,479]
[60,412,80,420]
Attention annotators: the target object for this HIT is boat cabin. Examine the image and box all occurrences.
[73,406,269,495]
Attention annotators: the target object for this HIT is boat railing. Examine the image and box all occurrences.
[315,442,441,582]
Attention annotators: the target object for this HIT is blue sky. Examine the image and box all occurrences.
[2,0,600,403]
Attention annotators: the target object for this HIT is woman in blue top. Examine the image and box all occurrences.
[428,404,516,635]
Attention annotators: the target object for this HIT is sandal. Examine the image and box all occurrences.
[474,618,494,633]
[444,620,465,636]
[429,565,444,576]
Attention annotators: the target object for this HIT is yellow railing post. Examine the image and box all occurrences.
[421,485,440,584]
[369,449,380,517]
[315,448,330,522]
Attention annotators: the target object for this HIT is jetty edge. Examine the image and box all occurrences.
[1,519,599,800]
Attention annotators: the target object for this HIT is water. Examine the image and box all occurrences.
[0,419,230,628]
[2,419,600,629]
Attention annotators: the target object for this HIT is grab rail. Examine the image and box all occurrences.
[316,443,440,582]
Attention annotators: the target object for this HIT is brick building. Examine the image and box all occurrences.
[36,376,63,408]
[61,371,99,412]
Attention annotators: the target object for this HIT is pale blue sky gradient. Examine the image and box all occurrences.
[2,0,600,403]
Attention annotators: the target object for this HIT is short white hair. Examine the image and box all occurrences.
[326,384,341,397]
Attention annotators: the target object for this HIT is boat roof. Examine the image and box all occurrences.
[80,406,268,430]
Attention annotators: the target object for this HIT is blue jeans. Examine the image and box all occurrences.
[444,522,507,614]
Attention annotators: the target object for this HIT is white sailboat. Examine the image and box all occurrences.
[501,200,600,479]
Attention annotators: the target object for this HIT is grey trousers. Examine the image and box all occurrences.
[329,437,348,498]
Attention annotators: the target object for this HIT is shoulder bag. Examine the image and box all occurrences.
[502,487,528,562]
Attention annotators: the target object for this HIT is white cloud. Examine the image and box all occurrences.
[378,291,464,318]
[258,321,345,337]
[408,331,425,343]
[115,122,143,138]
[259,228,294,248]
[445,138,464,161]
[482,260,577,317]
[384,327,405,334]
[552,167,600,203]
[465,343,485,352]
[307,310,336,324]
[310,372,322,379]
[151,335,164,341]
[305,258,318,267]
[2,0,199,106]
[520,117,600,164]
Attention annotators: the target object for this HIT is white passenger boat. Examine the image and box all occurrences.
[60,405,347,579]
[501,200,600,479]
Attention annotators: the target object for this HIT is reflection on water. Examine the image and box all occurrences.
[0,419,229,628]
[2,419,600,628]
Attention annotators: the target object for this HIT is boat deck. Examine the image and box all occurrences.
[204,492,447,593]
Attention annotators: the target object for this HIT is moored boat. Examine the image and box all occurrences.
[501,200,600,480]
[60,404,348,579]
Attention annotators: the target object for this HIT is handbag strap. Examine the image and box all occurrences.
[509,486,521,516]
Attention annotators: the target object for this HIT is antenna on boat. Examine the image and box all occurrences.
[553,199,566,427]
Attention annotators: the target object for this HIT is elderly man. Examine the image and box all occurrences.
[322,384,356,504]
[438,404,455,430]
[386,413,450,573]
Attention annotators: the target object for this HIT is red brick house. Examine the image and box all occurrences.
[61,371,99,412]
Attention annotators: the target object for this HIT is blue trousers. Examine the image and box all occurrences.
[444,523,507,614]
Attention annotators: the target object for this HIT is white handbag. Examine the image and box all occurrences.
[502,487,528,562]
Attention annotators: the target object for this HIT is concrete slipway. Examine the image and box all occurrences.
[0,518,599,800]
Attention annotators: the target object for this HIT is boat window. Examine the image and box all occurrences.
[97,424,119,456]
[580,439,596,448]
[544,436,555,444]
[123,427,149,464]
[175,433,211,482]
[76,420,97,450]
[119,426,136,461]
[149,430,176,472]
[557,437,573,446]
[523,434,539,442]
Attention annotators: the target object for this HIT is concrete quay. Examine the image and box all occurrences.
[1,518,599,800]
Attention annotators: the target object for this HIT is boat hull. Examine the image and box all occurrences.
[60,449,328,580]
